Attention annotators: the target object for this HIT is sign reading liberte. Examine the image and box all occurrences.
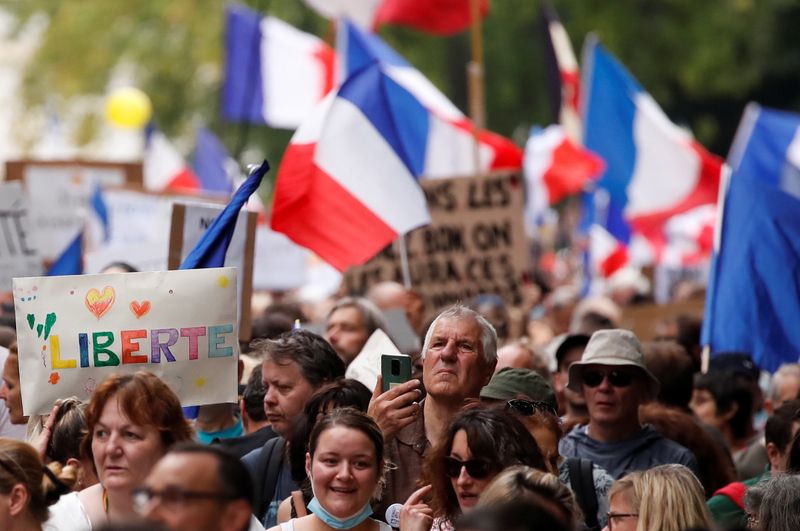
[12,268,239,415]
[345,172,527,314]
[0,182,42,293]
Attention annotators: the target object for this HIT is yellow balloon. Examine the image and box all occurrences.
[105,87,152,128]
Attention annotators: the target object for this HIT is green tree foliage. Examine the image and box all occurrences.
[8,0,800,166]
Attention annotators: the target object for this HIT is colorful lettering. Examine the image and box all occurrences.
[180,327,206,360]
[92,332,119,367]
[208,325,233,358]
[79,333,89,368]
[50,335,77,369]
[150,328,178,363]
[121,329,148,364]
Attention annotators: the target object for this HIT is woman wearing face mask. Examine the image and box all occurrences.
[45,371,193,530]
[268,408,390,531]
[401,407,546,531]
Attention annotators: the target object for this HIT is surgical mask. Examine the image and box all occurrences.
[307,497,373,529]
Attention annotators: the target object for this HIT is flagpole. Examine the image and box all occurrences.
[467,0,485,177]
[396,236,412,289]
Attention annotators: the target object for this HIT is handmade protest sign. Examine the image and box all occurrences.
[0,182,42,293]
[345,172,527,317]
[167,203,257,341]
[6,160,141,262]
[12,267,239,415]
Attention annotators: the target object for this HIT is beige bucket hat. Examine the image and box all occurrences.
[566,329,660,398]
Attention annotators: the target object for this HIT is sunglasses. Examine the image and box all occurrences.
[506,399,558,417]
[443,456,494,479]
[581,369,635,388]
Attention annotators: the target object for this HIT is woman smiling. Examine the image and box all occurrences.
[268,408,389,531]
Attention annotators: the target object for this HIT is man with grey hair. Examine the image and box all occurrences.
[371,304,498,516]
[325,295,388,365]
[769,363,800,412]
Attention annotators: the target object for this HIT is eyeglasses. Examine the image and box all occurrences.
[506,399,558,417]
[582,369,635,388]
[443,456,494,479]
[607,512,638,530]
[132,486,239,513]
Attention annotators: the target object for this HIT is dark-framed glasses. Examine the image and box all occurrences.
[132,486,239,513]
[582,369,635,388]
[443,456,494,479]
[506,398,558,417]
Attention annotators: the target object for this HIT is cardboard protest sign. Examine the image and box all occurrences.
[12,268,239,415]
[168,203,257,341]
[345,172,527,317]
[621,297,704,341]
[0,182,42,292]
[6,160,142,262]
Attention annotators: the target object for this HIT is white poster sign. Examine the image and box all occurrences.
[23,165,127,261]
[0,182,42,292]
[12,268,239,415]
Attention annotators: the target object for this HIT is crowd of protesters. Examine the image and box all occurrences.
[0,272,799,531]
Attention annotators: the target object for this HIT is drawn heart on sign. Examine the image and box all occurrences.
[85,287,115,320]
[130,300,151,319]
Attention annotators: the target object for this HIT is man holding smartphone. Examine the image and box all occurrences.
[370,305,498,518]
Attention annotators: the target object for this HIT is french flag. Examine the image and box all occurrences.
[338,19,522,177]
[222,4,336,130]
[540,0,582,143]
[582,39,722,261]
[703,104,800,371]
[269,52,432,271]
[589,224,629,279]
[143,127,201,192]
[524,124,604,226]
[302,0,489,36]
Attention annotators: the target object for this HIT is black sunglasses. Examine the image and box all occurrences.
[506,399,558,417]
[443,456,494,479]
[581,369,635,388]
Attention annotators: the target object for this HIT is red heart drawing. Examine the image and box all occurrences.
[130,300,151,319]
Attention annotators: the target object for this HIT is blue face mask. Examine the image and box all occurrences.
[307,497,373,529]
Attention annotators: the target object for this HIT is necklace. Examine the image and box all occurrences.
[102,487,109,515]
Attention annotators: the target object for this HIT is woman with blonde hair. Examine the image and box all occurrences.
[478,466,581,529]
[604,464,712,531]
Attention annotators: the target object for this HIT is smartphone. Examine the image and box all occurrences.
[381,354,412,393]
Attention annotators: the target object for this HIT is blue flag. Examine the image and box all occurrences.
[179,160,269,270]
[702,104,800,372]
[192,127,235,194]
[47,233,83,276]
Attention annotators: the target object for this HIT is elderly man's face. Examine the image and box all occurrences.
[423,316,495,402]
[580,364,645,426]
[325,307,370,365]
[141,452,251,531]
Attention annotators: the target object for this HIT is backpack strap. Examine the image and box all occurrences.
[713,482,747,510]
[252,436,286,522]
[567,457,600,530]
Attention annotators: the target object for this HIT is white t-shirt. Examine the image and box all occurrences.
[44,492,91,530]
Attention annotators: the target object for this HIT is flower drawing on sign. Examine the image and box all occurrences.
[85,286,115,319]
